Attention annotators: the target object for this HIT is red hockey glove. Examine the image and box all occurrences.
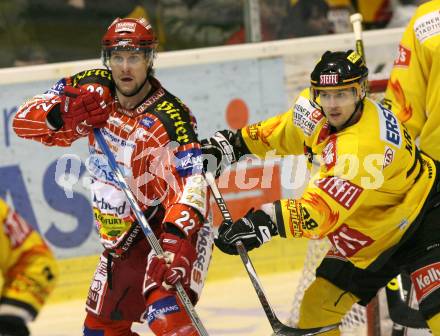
[60,86,110,136]
[144,233,197,296]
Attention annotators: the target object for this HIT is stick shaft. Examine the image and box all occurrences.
[205,172,339,335]
[350,13,365,61]
[94,129,209,336]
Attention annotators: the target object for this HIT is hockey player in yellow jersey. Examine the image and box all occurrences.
[384,0,440,161]
[202,50,440,334]
[0,197,58,335]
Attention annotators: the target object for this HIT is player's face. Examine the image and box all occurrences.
[109,50,151,96]
[318,88,357,130]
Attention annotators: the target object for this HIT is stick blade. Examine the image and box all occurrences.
[274,321,339,336]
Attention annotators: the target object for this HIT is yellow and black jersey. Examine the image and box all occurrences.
[241,89,436,270]
[0,198,58,321]
[384,1,440,160]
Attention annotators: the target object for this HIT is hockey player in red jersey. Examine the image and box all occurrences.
[13,17,212,336]
[0,197,58,336]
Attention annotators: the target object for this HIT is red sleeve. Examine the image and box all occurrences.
[13,93,81,147]
[131,121,208,239]
[13,71,113,147]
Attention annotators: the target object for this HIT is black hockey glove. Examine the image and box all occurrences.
[214,209,278,255]
[201,130,239,178]
[0,315,30,336]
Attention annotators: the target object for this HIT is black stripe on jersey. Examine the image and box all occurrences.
[235,130,252,157]
[0,297,38,318]
[150,97,198,145]
[274,200,286,238]
[71,69,114,90]
[407,148,424,183]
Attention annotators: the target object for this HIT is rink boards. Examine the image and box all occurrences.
[0,28,402,303]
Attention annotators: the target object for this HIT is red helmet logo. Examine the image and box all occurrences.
[115,22,137,33]
[102,17,157,51]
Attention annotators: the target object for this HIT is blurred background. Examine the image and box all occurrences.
[0,0,426,68]
[0,1,431,334]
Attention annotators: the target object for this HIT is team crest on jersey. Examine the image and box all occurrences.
[246,122,260,140]
[394,44,411,67]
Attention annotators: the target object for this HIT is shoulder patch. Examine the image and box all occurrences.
[150,98,198,145]
[413,10,440,43]
[293,95,324,136]
[72,68,113,89]
[45,78,66,95]
[393,44,411,68]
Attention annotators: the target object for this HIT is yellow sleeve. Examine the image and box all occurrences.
[274,134,370,240]
[240,89,318,158]
[0,199,58,320]
[384,1,440,160]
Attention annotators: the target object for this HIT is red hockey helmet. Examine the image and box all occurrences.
[101,17,158,67]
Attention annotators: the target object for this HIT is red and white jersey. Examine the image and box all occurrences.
[13,69,209,253]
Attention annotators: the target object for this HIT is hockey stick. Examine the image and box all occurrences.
[349,15,385,334]
[93,129,209,336]
[350,13,365,63]
[204,171,339,336]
